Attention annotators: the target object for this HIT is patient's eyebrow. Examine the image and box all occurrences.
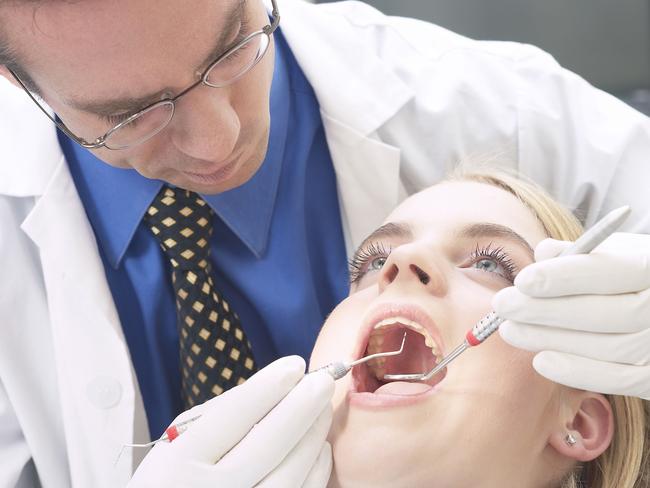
[456,223,535,258]
[66,0,247,117]
[356,222,413,252]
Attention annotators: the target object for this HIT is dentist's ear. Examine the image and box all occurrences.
[549,391,613,462]
[0,66,22,89]
[0,65,14,83]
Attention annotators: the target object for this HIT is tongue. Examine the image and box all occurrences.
[374,381,432,395]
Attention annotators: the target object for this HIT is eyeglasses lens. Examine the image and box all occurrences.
[103,32,270,150]
[205,32,270,87]
[104,102,175,150]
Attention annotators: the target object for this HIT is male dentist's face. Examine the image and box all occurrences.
[0,0,275,194]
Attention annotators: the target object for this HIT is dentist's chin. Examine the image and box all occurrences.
[168,123,270,194]
[180,147,267,194]
[181,152,243,186]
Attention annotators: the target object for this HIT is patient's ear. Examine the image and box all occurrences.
[548,391,614,462]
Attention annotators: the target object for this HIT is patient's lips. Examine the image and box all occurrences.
[349,305,449,408]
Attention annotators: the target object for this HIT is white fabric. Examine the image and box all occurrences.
[1,0,650,485]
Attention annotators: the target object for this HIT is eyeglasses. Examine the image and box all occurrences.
[10,0,279,151]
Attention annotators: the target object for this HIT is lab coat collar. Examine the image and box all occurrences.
[275,0,410,251]
[275,0,415,136]
[0,78,63,197]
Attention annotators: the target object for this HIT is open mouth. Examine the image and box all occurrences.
[352,317,448,396]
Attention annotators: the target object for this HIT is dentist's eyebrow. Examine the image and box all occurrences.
[456,223,535,258]
[356,222,414,252]
[66,0,247,116]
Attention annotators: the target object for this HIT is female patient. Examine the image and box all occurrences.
[310,168,650,488]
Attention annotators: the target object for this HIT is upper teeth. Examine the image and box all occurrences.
[372,316,440,357]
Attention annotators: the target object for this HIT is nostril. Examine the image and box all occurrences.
[384,263,399,283]
[410,264,430,285]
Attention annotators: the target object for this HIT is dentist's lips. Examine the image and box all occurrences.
[182,153,241,185]
[348,304,448,408]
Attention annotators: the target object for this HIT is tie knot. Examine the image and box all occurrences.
[144,186,213,271]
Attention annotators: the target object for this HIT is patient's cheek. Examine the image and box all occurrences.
[311,304,357,368]
[446,337,547,413]
[311,289,376,366]
[310,293,376,412]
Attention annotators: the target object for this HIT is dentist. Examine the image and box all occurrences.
[0,0,649,487]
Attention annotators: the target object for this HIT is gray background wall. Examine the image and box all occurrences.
[315,0,650,114]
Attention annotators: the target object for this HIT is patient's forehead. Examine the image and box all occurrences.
[385,181,547,247]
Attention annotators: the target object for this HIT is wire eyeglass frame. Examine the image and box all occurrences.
[8,0,280,151]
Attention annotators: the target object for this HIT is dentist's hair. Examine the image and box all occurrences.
[448,164,650,488]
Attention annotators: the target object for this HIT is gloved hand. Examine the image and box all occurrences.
[493,232,650,399]
[127,356,334,488]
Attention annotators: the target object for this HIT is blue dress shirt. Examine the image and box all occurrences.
[61,29,349,438]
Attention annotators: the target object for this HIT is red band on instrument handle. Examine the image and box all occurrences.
[165,425,180,442]
[465,330,481,346]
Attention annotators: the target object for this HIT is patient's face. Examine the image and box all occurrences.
[311,181,561,487]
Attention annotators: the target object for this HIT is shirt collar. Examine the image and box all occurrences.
[63,28,292,268]
[202,29,291,258]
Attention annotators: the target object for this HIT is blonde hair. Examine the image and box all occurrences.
[446,165,650,488]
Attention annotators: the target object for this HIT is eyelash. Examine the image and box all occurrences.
[103,112,136,126]
[347,242,518,285]
[224,17,251,62]
[469,243,518,283]
[100,17,252,126]
[348,242,393,285]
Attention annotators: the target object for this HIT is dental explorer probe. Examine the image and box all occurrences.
[384,205,632,383]
[114,332,407,465]
[313,331,407,379]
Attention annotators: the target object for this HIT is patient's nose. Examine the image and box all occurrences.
[379,245,448,296]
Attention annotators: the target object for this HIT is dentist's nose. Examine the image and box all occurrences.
[378,245,448,296]
[170,86,239,161]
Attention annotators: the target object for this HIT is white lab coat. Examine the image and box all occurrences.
[1,0,649,486]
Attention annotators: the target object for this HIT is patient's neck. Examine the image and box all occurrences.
[328,443,563,488]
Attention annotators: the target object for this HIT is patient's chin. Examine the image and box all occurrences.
[328,417,424,488]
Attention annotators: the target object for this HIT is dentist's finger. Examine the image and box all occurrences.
[493,287,650,333]
[533,238,571,262]
[513,252,650,297]
[213,370,335,486]
[174,355,306,463]
[532,351,650,398]
[256,406,333,488]
[533,232,650,262]
[301,442,333,488]
[499,320,650,365]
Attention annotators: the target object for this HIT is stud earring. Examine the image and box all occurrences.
[565,433,577,446]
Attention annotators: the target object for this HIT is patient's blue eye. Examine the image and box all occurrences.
[473,258,498,272]
[468,244,517,283]
[349,241,392,284]
[369,257,387,271]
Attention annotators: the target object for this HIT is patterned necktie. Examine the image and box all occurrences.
[144,186,257,408]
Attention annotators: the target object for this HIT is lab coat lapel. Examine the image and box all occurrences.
[321,114,402,254]
[20,153,138,487]
[277,0,414,253]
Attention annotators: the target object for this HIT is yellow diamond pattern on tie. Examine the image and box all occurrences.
[143,186,257,408]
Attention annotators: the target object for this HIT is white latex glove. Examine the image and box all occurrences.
[493,232,650,399]
[127,356,334,488]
